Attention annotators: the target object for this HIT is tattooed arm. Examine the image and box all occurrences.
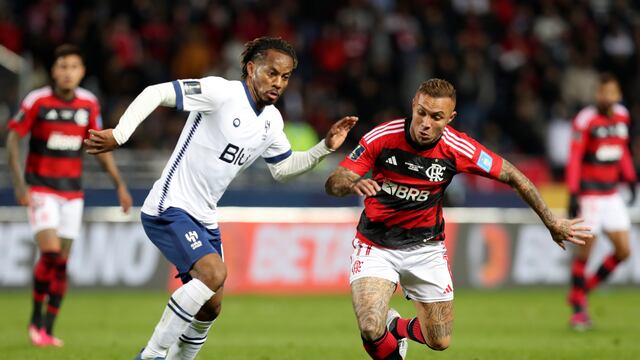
[497,159,592,249]
[325,166,381,197]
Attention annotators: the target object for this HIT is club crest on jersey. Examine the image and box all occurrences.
[74,109,89,126]
[263,119,271,140]
[183,81,202,95]
[349,145,365,161]
[425,163,446,182]
[477,150,493,172]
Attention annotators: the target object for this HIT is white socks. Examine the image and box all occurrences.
[142,279,214,359]
[166,318,214,360]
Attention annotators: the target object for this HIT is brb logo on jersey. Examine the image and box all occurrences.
[185,230,202,250]
[381,179,430,202]
[219,143,250,166]
[425,163,446,182]
[47,132,83,151]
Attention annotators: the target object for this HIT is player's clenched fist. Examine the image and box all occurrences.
[351,178,381,197]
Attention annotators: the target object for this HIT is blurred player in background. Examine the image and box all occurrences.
[326,79,592,359]
[6,44,132,347]
[84,36,357,360]
[565,73,636,330]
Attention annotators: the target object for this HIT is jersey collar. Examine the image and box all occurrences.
[242,81,264,116]
[404,117,440,151]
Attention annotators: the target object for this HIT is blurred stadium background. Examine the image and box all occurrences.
[1,0,639,359]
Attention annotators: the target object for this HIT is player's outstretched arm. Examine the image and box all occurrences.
[324,116,358,150]
[497,159,593,249]
[85,83,176,154]
[267,116,358,182]
[325,166,380,197]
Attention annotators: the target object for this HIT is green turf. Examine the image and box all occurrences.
[0,288,638,359]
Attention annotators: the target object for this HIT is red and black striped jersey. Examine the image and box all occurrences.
[7,86,102,199]
[340,118,503,249]
[566,104,636,196]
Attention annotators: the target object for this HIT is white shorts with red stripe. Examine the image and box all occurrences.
[579,192,630,234]
[28,191,84,239]
[349,238,454,303]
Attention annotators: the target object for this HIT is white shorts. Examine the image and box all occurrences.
[28,191,84,239]
[349,238,454,303]
[579,193,630,234]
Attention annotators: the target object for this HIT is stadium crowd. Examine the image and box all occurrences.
[1,0,640,179]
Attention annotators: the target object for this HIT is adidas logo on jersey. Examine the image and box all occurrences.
[385,156,397,165]
[45,109,58,120]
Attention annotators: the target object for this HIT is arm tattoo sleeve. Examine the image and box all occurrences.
[498,159,555,226]
[325,166,361,197]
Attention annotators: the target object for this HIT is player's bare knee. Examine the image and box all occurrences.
[615,246,630,261]
[426,337,450,351]
[193,259,227,291]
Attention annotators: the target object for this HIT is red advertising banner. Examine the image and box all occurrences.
[169,221,460,294]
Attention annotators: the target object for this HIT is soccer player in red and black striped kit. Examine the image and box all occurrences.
[6,44,132,347]
[565,73,636,330]
[326,79,593,359]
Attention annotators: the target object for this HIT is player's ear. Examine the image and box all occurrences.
[448,111,457,124]
[246,61,256,79]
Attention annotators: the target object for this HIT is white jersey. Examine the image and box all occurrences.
[141,76,292,228]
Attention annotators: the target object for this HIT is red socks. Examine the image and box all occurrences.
[392,317,426,344]
[362,330,402,360]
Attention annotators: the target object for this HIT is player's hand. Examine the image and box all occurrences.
[85,129,119,154]
[14,184,31,206]
[117,185,133,214]
[351,178,381,197]
[567,193,579,218]
[324,116,359,150]
[547,217,593,250]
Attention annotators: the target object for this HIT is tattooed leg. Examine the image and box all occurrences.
[351,277,396,341]
[413,300,453,350]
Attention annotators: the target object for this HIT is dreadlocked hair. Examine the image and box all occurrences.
[241,36,297,79]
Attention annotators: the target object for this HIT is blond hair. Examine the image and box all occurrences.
[417,78,456,105]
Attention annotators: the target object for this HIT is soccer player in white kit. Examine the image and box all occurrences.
[85,37,358,360]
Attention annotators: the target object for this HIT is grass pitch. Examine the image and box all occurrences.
[0,288,638,359]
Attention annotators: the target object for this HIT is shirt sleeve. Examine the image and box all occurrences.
[7,98,38,137]
[565,116,589,193]
[87,100,103,138]
[172,76,230,113]
[339,139,378,176]
[452,132,504,180]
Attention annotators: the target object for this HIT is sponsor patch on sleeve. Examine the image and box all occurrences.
[13,110,24,123]
[183,81,202,95]
[349,144,365,161]
[477,150,493,172]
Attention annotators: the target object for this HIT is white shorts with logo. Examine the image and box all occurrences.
[28,191,84,239]
[579,192,630,234]
[349,238,454,303]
